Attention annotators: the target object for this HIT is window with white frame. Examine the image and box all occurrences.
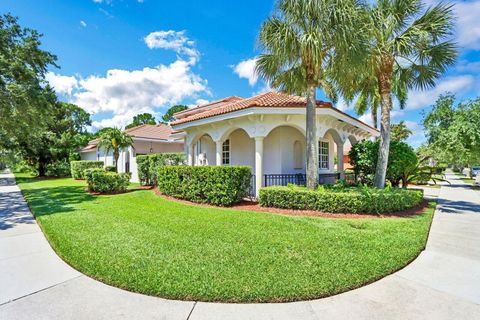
[318,140,329,170]
[222,139,230,165]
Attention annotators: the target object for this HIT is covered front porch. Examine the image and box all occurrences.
[185,122,362,197]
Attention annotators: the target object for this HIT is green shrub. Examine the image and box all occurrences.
[45,159,71,177]
[259,185,423,214]
[84,168,130,193]
[105,165,117,172]
[157,166,252,206]
[137,153,185,185]
[349,140,418,186]
[71,160,104,179]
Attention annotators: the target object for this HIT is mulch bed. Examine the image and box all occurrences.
[152,187,430,219]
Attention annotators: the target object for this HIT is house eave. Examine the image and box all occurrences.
[172,107,379,137]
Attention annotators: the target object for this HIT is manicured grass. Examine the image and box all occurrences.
[16,173,435,303]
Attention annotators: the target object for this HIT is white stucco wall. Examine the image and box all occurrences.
[194,135,216,165]
[230,129,255,170]
[79,139,184,182]
[80,151,97,161]
[263,126,307,174]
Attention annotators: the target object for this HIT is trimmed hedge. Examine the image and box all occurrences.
[137,153,185,186]
[259,185,423,214]
[70,160,104,179]
[84,168,130,193]
[157,166,252,206]
[105,166,117,172]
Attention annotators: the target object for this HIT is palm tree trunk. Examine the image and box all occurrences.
[306,84,319,189]
[371,107,378,129]
[374,74,392,189]
[114,149,119,172]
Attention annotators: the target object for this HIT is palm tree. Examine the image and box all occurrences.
[344,0,457,188]
[97,128,133,172]
[256,0,359,189]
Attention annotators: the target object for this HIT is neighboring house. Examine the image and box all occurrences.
[171,92,379,196]
[79,124,184,182]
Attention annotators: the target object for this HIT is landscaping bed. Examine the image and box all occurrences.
[16,173,435,303]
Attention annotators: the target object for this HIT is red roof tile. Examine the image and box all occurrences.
[172,92,332,125]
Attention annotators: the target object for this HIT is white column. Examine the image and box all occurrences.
[255,137,264,198]
[215,140,223,166]
[337,142,345,179]
[187,143,194,166]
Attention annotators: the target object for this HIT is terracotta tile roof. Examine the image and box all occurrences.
[171,92,332,125]
[124,123,177,141]
[79,143,97,153]
[174,96,243,120]
[80,124,179,152]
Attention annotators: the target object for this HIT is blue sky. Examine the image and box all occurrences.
[2,0,480,147]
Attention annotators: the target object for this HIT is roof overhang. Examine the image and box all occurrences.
[172,107,379,137]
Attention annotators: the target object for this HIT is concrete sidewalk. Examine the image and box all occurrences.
[0,170,479,319]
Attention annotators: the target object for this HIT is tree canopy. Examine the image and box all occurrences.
[125,113,157,129]
[423,94,480,167]
[161,105,188,123]
[0,13,58,150]
[391,121,413,142]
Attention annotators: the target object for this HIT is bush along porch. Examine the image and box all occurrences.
[157,166,252,206]
[259,184,423,214]
[136,153,184,186]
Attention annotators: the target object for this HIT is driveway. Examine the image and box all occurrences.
[0,170,479,319]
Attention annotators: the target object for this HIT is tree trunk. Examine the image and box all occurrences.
[371,107,378,129]
[38,161,46,177]
[306,85,319,189]
[374,71,392,189]
[114,149,119,172]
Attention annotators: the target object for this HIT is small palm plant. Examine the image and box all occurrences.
[97,128,133,172]
[340,0,457,188]
[256,0,359,189]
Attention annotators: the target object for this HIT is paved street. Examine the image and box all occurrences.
[0,170,479,319]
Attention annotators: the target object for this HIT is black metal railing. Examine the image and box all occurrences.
[262,172,357,188]
[264,173,307,187]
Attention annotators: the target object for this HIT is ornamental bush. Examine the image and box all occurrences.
[45,159,71,177]
[84,168,130,193]
[105,165,117,172]
[259,185,423,214]
[157,166,252,206]
[349,140,418,186]
[70,160,104,179]
[137,153,185,185]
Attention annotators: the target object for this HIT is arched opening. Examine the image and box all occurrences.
[225,128,254,170]
[194,134,215,166]
[264,125,305,174]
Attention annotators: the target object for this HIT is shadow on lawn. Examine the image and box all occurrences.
[17,177,96,217]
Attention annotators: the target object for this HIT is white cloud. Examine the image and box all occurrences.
[73,60,208,127]
[232,57,258,86]
[406,75,475,109]
[195,98,209,105]
[45,72,79,96]
[455,1,480,51]
[80,20,87,27]
[50,59,208,128]
[144,30,199,63]
[423,0,480,52]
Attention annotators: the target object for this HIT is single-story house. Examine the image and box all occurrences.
[171,91,379,196]
[80,124,184,182]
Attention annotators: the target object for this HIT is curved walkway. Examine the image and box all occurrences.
[0,171,479,319]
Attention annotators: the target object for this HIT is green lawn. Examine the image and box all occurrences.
[16,173,435,303]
